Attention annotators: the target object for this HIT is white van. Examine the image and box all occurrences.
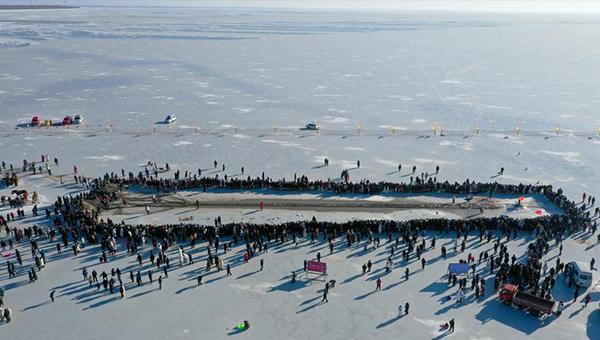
[567,261,593,288]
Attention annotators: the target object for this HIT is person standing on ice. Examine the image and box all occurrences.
[73,165,78,174]
[397,304,403,317]
[556,301,564,317]
[398,164,402,172]
[145,206,150,215]
[376,278,382,291]
[357,160,360,168]
[4,307,11,323]
[457,289,465,304]
[364,260,371,272]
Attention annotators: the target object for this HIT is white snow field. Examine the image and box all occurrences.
[0,6,599,340]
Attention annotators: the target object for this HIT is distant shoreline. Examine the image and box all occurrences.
[0,5,78,11]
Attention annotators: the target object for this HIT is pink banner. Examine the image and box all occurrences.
[307,261,327,274]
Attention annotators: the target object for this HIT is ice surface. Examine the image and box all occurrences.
[0,6,599,340]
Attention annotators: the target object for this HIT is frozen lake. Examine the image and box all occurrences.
[0,7,599,340]
[0,7,598,201]
[1,7,600,132]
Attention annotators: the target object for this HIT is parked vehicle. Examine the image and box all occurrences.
[165,115,176,124]
[565,261,593,288]
[62,116,72,125]
[305,122,319,130]
[498,283,555,317]
[73,114,84,124]
[31,116,40,126]
[42,120,52,127]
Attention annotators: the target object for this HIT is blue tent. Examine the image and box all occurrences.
[447,263,469,276]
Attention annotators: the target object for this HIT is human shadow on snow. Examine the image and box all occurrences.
[376,315,401,329]
[268,276,311,293]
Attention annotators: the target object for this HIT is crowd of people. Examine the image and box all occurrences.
[1,160,598,330]
[97,164,575,200]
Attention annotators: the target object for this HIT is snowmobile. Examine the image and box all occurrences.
[305,122,319,130]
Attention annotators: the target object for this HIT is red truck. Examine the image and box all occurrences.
[498,284,555,317]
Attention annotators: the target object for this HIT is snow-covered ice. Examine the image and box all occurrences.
[0,6,599,340]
